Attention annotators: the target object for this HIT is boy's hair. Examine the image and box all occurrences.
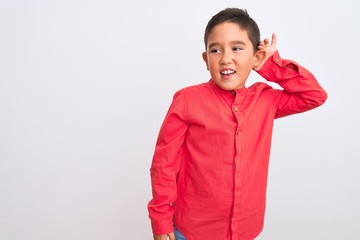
[204,8,260,52]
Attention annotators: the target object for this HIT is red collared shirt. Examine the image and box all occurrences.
[148,51,327,240]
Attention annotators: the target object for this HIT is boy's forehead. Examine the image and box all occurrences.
[207,22,251,45]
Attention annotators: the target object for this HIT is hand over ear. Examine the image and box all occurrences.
[253,33,277,71]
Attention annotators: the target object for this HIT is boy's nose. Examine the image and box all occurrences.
[220,51,232,65]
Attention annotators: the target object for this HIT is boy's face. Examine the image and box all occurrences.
[202,22,260,91]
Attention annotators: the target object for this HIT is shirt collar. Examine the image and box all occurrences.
[208,79,247,96]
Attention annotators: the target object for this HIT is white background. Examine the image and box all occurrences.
[1,0,359,239]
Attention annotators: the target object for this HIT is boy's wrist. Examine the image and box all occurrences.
[256,51,281,72]
[256,51,282,79]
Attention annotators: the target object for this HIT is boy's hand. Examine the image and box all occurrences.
[253,33,277,71]
[153,232,175,240]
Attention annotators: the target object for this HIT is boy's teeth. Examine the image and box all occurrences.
[221,70,235,75]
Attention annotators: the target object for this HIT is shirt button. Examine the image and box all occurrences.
[275,58,279,63]
[233,106,238,112]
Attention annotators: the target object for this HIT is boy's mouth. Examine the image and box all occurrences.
[220,70,236,75]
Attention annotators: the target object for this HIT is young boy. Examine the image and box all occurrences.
[148,8,327,240]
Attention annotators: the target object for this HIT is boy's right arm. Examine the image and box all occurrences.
[255,33,327,117]
[148,90,188,236]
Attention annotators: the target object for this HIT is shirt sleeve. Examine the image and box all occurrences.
[147,89,189,235]
[257,51,327,118]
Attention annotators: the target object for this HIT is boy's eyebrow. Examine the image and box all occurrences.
[231,40,247,45]
[208,41,247,49]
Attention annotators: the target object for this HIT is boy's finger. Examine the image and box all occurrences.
[271,33,277,46]
[257,41,264,48]
[168,232,176,240]
[264,38,269,46]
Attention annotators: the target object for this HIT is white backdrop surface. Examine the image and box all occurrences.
[1,0,359,239]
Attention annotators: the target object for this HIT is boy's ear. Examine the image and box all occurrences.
[252,50,266,70]
[202,52,209,70]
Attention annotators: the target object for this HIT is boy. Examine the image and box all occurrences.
[148,8,327,240]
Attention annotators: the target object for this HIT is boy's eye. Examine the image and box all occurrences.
[210,48,221,53]
[233,47,243,51]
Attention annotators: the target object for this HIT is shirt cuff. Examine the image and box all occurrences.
[257,50,301,82]
[151,218,174,235]
[257,50,282,76]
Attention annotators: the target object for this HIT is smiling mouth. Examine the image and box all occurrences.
[220,70,236,75]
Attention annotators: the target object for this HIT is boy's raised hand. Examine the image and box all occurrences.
[253,33,277,71]
[153,232,175,240]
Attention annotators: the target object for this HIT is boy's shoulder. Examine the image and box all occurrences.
[247,82,275,92]
[180,81,210,91]
[174,81,211,96]
[246,82,281,99]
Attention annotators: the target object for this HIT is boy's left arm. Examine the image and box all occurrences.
[254,33,327,118]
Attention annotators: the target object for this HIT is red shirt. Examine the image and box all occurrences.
[148,51,327,240]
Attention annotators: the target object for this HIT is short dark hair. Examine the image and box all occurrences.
[204,8,260,52]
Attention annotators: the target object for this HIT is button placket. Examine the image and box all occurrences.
[232,105,243,136]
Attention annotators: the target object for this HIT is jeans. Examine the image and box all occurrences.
[174,227,187,240]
